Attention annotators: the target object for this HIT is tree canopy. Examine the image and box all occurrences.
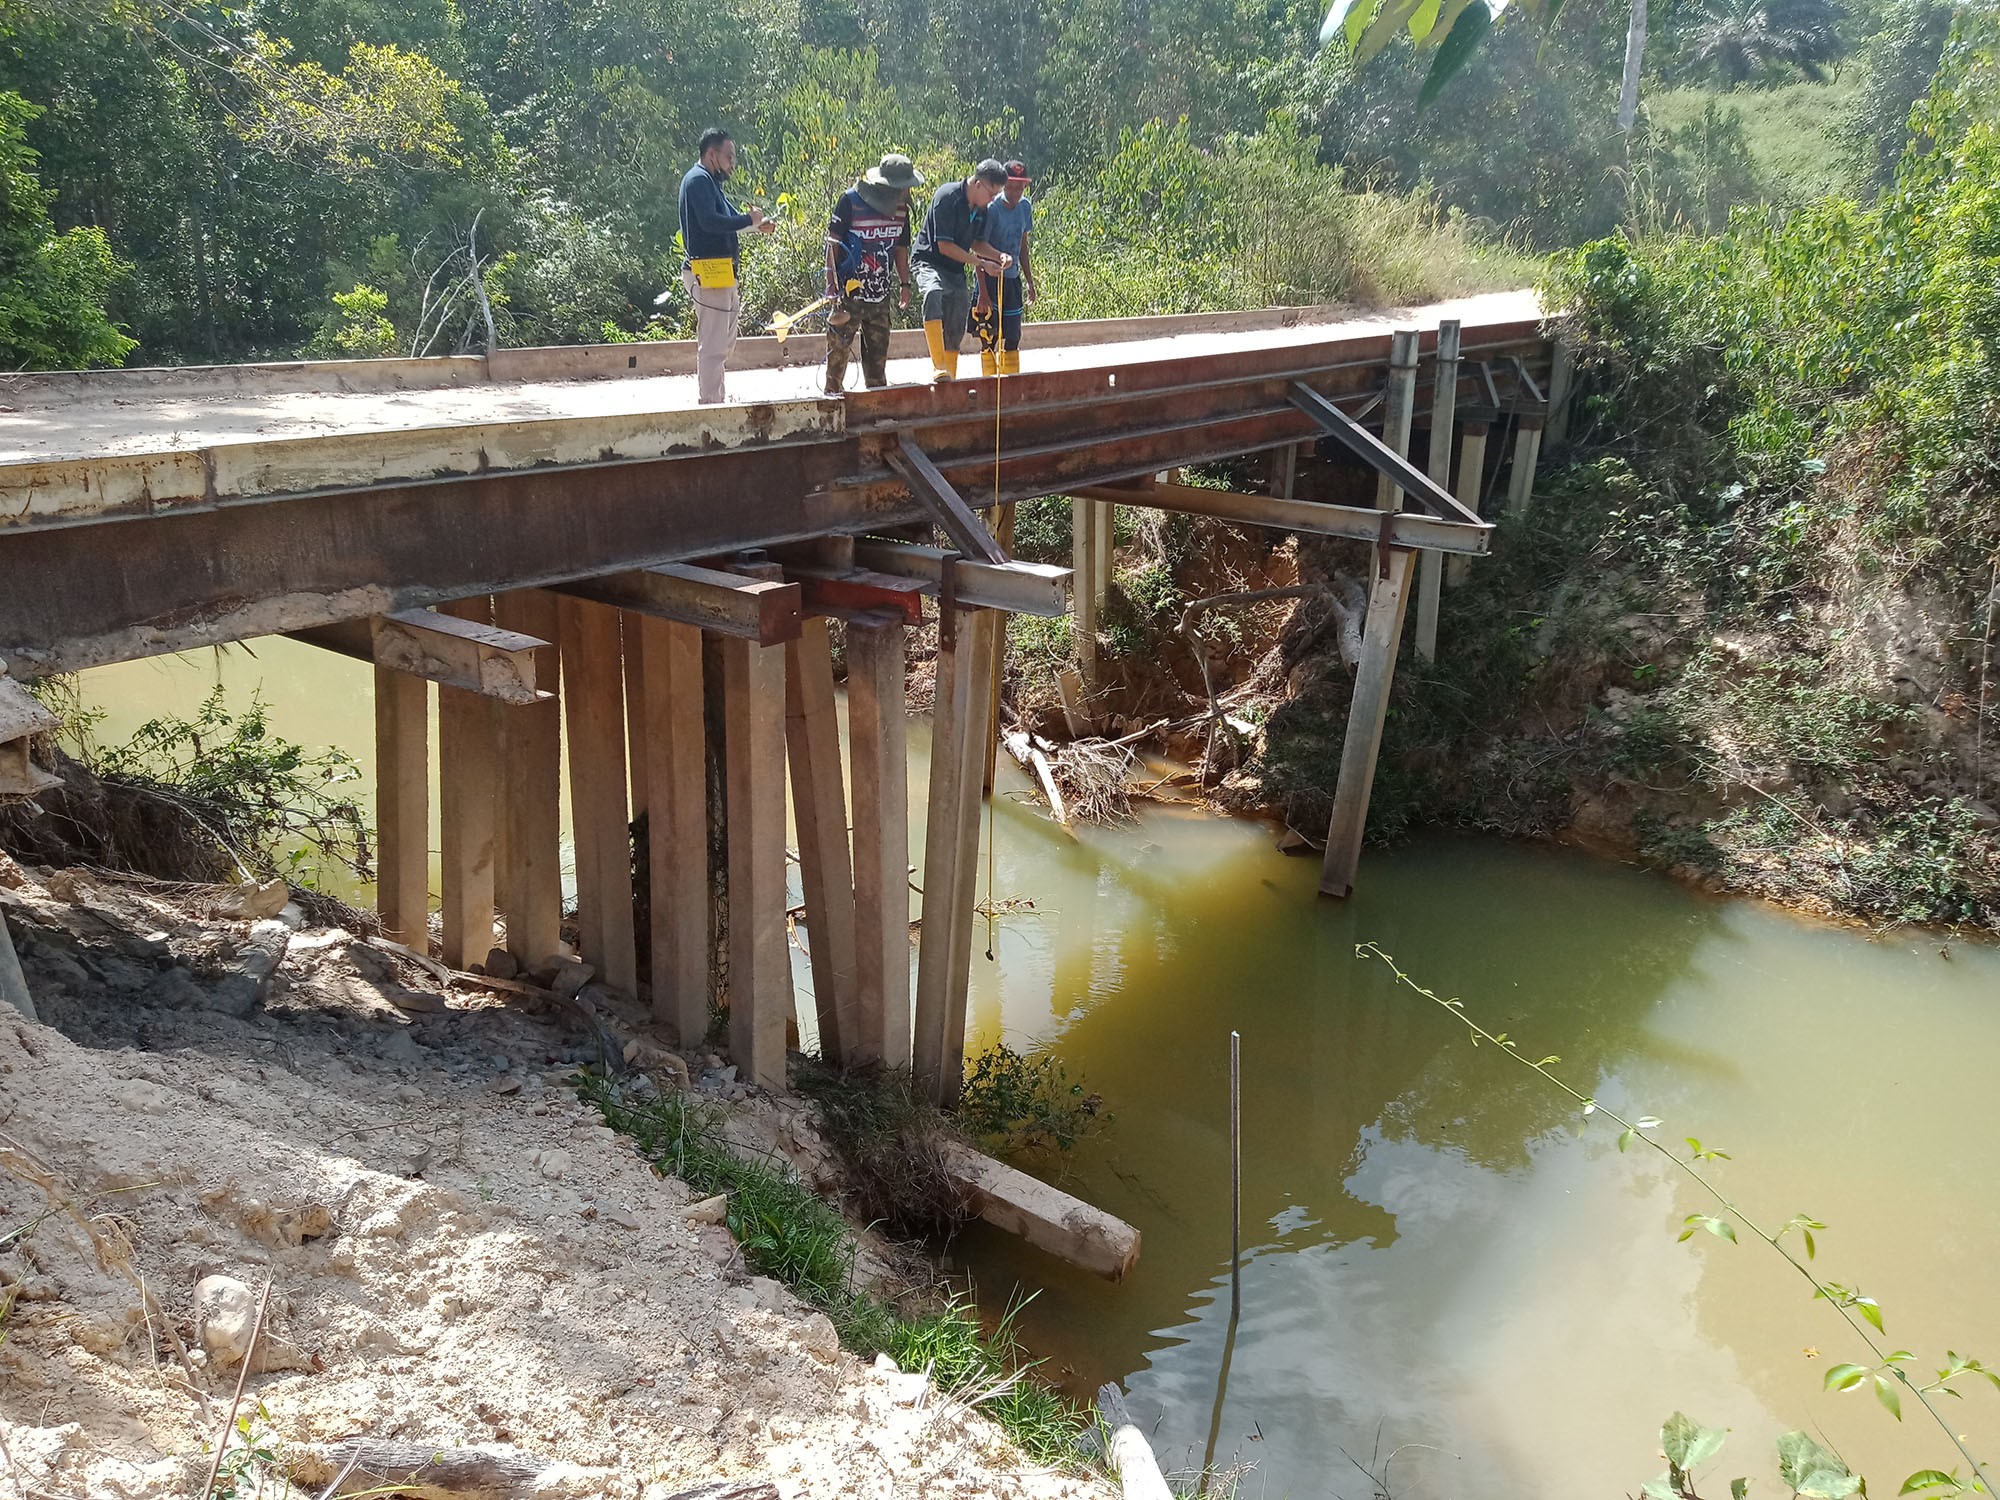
[0,0,1947,368]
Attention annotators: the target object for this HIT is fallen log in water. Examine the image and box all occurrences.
[939,1140,1140,1280]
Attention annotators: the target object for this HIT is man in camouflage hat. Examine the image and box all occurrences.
[824,153,923,393]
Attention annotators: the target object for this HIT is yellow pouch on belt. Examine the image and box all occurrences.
[688,257,736,290]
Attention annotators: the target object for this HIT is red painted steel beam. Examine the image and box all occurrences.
[791,567,928,624]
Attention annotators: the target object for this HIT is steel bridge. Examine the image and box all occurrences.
[0,289,1557,1104]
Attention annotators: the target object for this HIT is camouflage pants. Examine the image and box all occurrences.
[824,295,894,393]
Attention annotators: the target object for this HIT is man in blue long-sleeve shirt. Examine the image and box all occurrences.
[678,127,775,404]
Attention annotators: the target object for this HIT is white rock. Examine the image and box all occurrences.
[683,1194,727,1225]
[550,959,594,999]
[192,1275,259,1367]
[535,1149,571,1182]
[798,1311,841,1363]
[217,878,289,922]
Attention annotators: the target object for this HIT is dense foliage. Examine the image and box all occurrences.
[1251,10,2000,929]
[0,0,1944,368]
[1551,9,2000,588]
[0,89,132,367]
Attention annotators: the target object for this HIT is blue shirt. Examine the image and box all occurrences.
[679,162,752,264]
[980,195,1034,277]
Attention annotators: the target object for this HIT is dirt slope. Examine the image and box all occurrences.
[0,859,1104,1499]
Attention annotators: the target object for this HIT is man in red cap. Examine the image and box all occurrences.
[972,159,1036,376]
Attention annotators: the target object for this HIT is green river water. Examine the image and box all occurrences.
[82,642,2000,1497]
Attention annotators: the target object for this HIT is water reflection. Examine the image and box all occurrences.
[958,821,2000,1496]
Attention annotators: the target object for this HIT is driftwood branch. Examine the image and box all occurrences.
[1177,586,1329,785]
[291,1442,591,1499]
[1095,1384,1172,1500]
[292,1443,775,1500]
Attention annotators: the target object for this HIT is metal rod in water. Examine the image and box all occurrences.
[1230,1029,1242,1316]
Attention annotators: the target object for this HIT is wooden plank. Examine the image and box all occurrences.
[784,617,859,1064]
[1320,548,1418,899]
[559,594,638,995]
[1447,422,1489,589]
[437,596,499,968]
[1071,496,1099,685]
[1415,319,1461,663]
[291,612,551,703]
[622,612,648,820]
[846,615,910,1068]
[1546,337,1575,445]
[554,565,802,644]
[940,1141,1141,1280]
[1270,442,1298,499]
[373,666,430,949]
[1094,499,1114,598]
[936,612,1000,1120]
[0,677,60,744]
[913,609,986,1103]
[641,617,709,1046]
[983,501,1017,797]
[493,589,563,969]
[1374,329,1421,511]
[0,676,59,797]
[0,740,58,798]
[377,610,548,703]
[1506,419,1545,514]
[723,635,791,1089]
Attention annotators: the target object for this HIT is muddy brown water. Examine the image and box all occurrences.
[83,642,2000,1497]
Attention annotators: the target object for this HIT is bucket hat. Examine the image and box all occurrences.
[863,153,925,190]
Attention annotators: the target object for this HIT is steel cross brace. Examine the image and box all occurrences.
[1286,382,1485,528]
[885,433,1009,566]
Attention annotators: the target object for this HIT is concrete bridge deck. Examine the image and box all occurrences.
[1,290,1535,482]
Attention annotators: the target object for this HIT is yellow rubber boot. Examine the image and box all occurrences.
[998,350,1020,375]
[924,321,952,383]
[980,349,999,377]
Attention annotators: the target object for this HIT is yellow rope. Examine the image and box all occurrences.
[984,331,1002,962]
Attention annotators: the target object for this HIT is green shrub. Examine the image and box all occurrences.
[0,90,133,369]
[1009,497,1074,564]
[957,1045,1106,1158]
[305,284,400,359]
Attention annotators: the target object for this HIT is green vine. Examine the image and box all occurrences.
[1355,942,1997,1498]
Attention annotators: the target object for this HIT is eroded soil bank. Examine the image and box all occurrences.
[0,852,1105,1500]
